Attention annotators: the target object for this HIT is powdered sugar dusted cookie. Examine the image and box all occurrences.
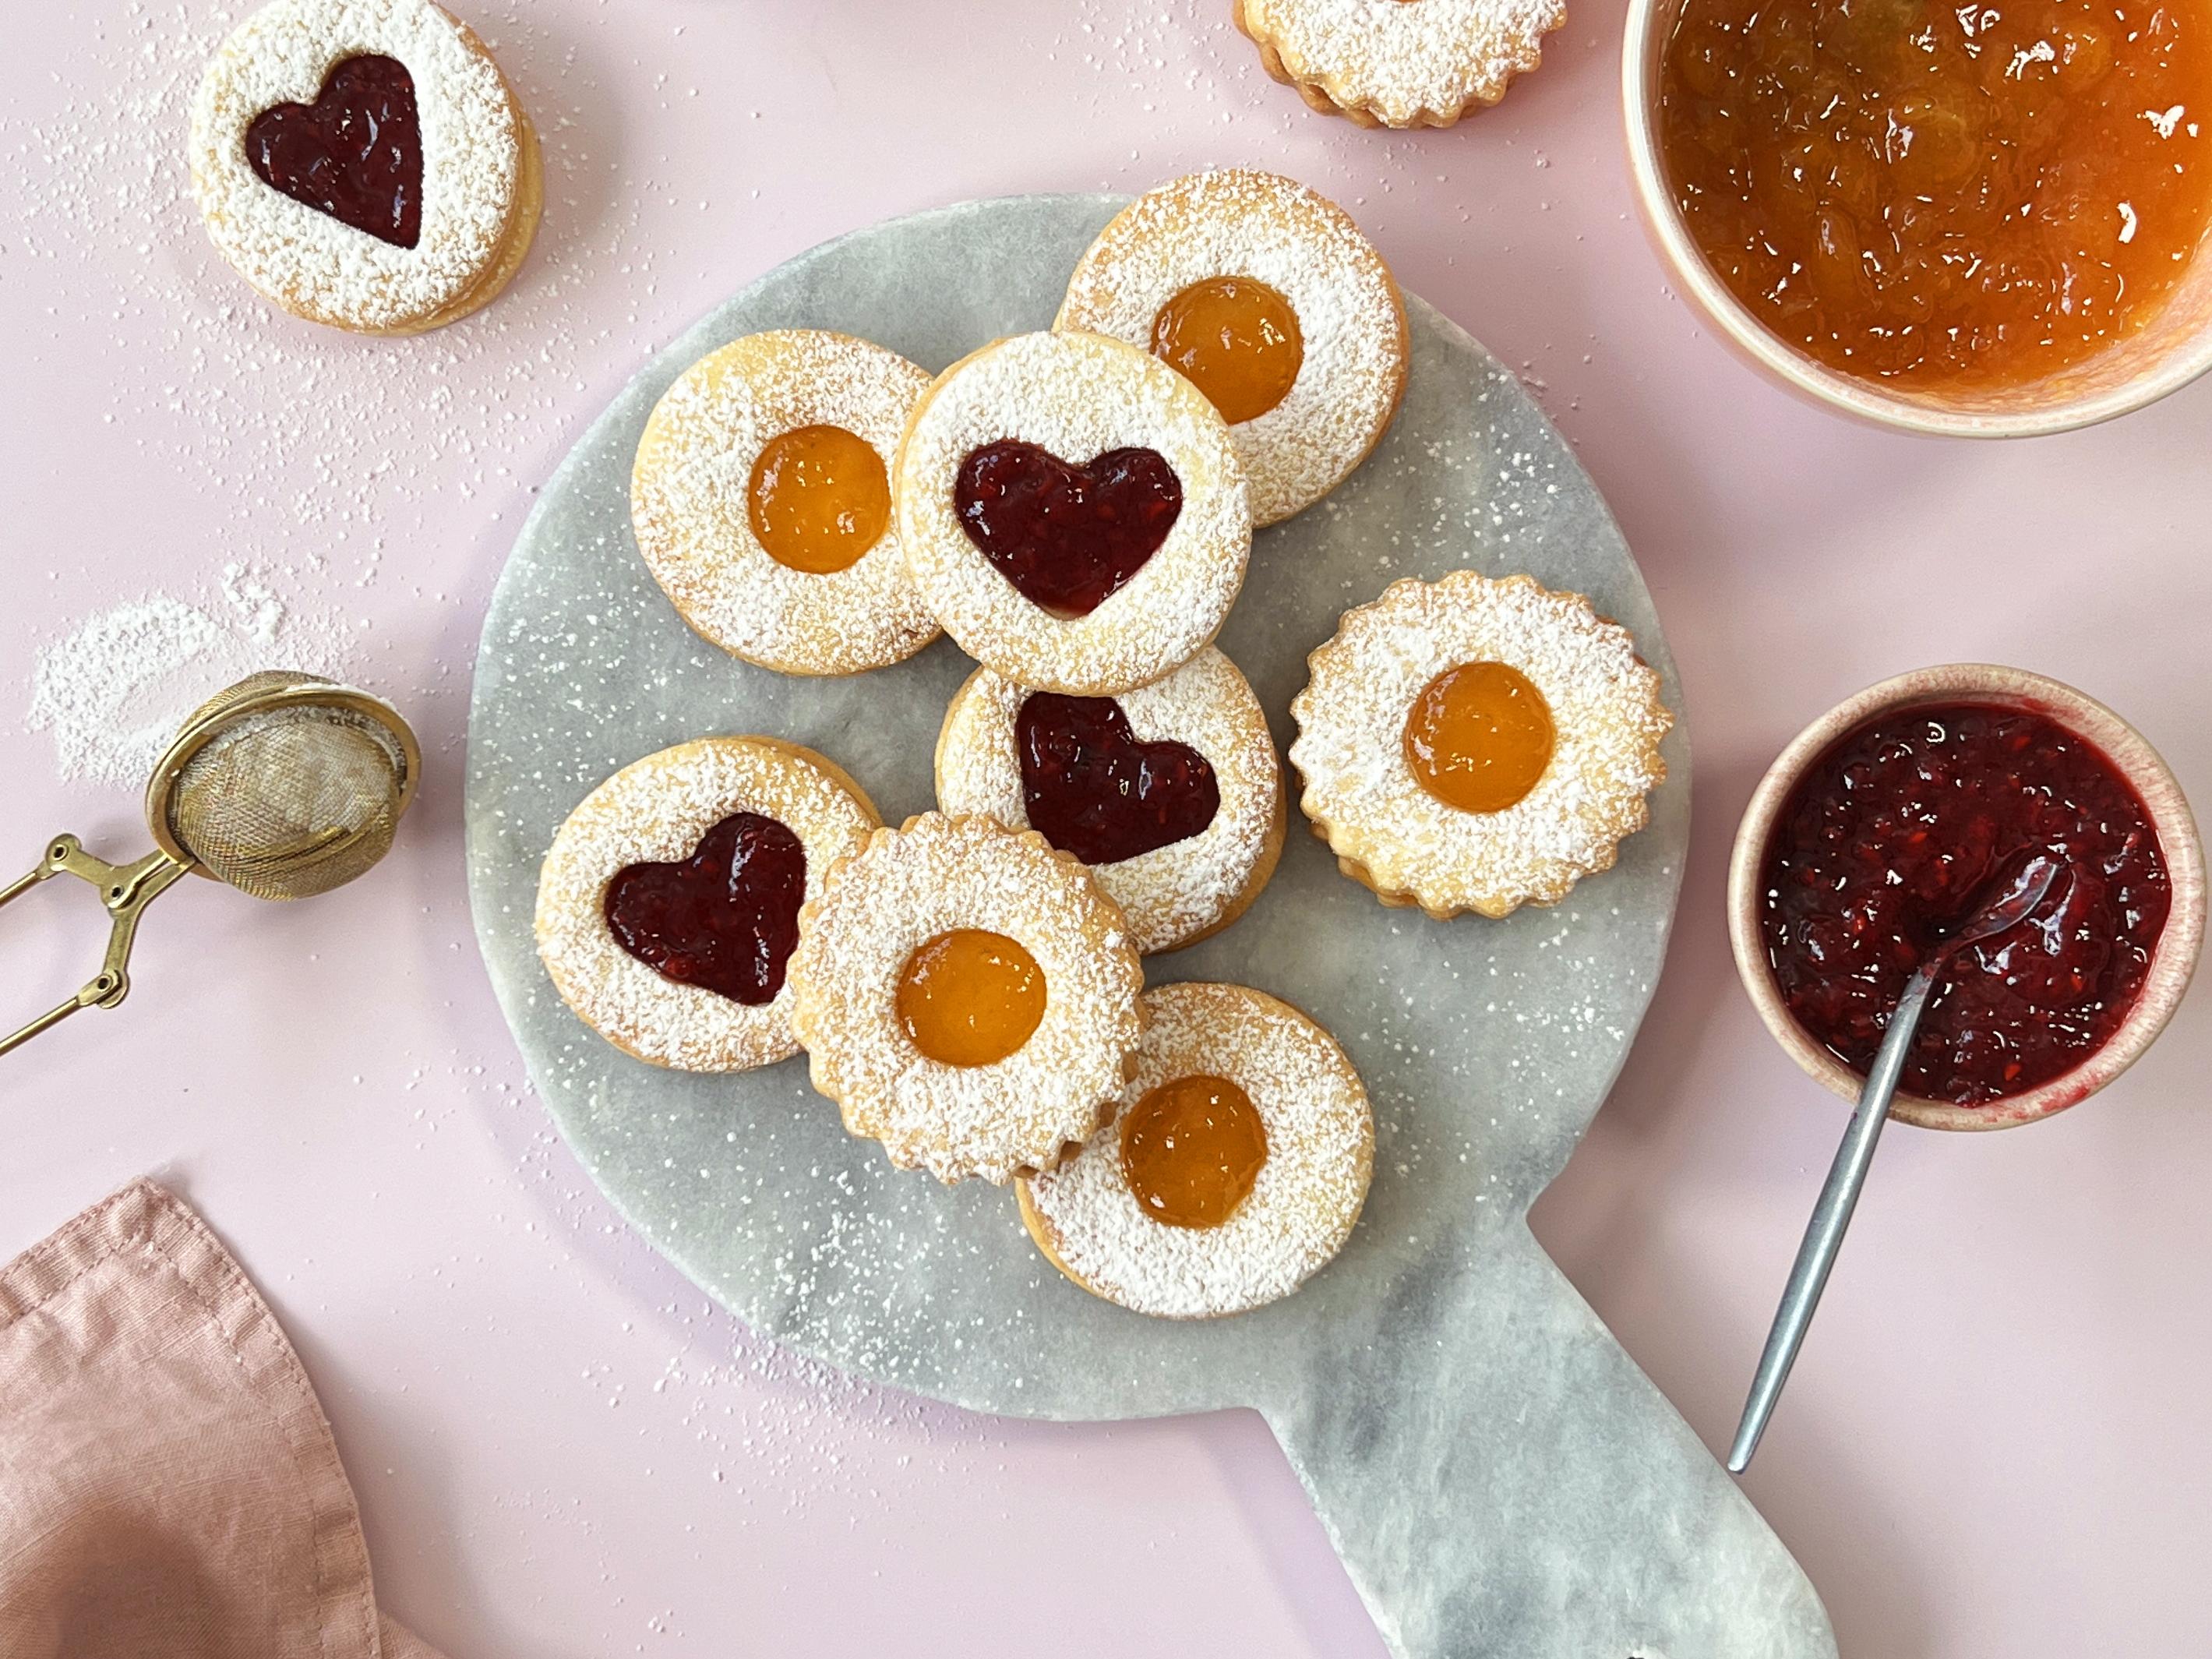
[1018,982,1374,1319]
[633,330,942,676]
[894,330,1251,696]
[934,648,1284,955]
[535,737,879,1074]
[788,813,1145,1185]
[1235,0,1567,128]
[1058,171,1408,528]
[190,0,541,334]
[1290,571,1673,919]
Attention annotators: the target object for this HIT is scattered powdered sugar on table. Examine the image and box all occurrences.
[26,563,352,788]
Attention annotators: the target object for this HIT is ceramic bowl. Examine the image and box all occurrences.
[1727,665,2206,1130]
[1621,0,2212,437]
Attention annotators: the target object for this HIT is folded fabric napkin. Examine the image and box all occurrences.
[0,1178,443,1659]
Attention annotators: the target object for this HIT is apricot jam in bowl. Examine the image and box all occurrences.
[1727,666,2204,1129]
[1625,0,2212,434]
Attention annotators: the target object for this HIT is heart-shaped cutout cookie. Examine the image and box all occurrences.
[954,441,1183,617]
[604,813,807,1006]
[245,55,424,249]
[1018,693,1219,865]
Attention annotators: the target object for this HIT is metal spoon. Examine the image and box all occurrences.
[1727,852,2063,1474]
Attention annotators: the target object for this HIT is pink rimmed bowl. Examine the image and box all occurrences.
[1621,0,2212,437]
[1727,665,2206,1130]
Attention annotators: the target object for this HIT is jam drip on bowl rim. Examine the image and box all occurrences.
[1759,702,2170,1105]
[953,441,1184,617]
[603,813,807,1006]
[245,55,424,249]
[1016,693,1221,866]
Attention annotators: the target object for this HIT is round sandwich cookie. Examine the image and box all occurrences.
[1234,0,1567,129]
[787,811,1146,1185]
[633,330,942,677]
[1290,570,1673,920]
[1018,982,1374,1319]
[190,0,542,334]
[893,330,1251,696]
[1058,170,1408,528]
[535,736,878,1074]
[934,647,1284,955]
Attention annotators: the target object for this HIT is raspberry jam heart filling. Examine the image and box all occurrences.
[954,440,1182,617]
[1018,693,1219,866]
[245,55,424,249]
[603,813,807,1007]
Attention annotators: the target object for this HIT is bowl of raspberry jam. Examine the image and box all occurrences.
[1623,0,2212,436]
[1729,666,2204,1129]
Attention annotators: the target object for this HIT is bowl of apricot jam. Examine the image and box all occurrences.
[1625,0,2212,433]
[1728,665,2203,1128]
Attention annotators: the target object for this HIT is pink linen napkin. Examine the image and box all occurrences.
[0,1178,445,1659]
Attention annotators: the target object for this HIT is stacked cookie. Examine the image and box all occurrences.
[191,0,542,334]
[537,170,1670,1318]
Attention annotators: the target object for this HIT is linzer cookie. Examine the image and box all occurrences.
[934,648,1284,955]
[1018,983,1374,1319]
[1290,571,1672,919]
[535,738,879,1073]
[189,0,542,334]
[633,330,941,676]
[892,330,1251,696]
[1235,0,1567,128]
[1059,171,1408,528]
[788,812,1145,1185]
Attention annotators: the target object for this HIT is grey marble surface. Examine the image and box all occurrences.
[464,193,1836,1659]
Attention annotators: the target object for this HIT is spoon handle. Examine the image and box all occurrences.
[1727,967,1935,1474]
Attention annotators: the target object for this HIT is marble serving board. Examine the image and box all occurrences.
[465,193,1836,1659]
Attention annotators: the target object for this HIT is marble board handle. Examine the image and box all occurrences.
[1261,1226,1837,1659]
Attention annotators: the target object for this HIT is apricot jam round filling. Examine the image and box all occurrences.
[1119,1074,1269,1230]
[1656,0,2212,391]
[1759,703,2170,1105]
[746,424,891,574]
[895,929,1046,1068]
[1150,277,1306,424]
[1404,662,1558,814]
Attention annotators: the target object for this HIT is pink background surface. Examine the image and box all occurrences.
[3,2,2208,1654]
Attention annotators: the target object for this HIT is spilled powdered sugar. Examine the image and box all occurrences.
[27,566,352,789]
[1021,983,1374,1319]
[1058,169,1408,528]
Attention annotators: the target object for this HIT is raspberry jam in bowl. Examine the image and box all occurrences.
[1729,666,2203,1129]
[1623,0,2212,435]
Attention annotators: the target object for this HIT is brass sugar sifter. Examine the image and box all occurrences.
[2,671,420,1057]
